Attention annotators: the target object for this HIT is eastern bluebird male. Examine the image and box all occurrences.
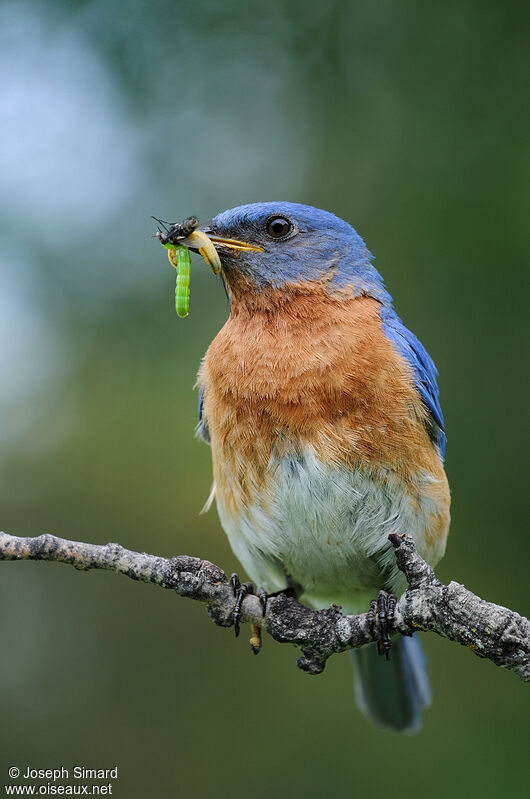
[193,202,450,732]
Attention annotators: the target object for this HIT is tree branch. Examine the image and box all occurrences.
[0,531,528,680]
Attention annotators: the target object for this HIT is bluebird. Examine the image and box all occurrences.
[193,202,450,732]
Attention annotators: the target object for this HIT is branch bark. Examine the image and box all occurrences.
[0,531,528,681]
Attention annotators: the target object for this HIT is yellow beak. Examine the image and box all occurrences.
[181,231,265,275]
[180,230,222,275]
[205,235,265,254]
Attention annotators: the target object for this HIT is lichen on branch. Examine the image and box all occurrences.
[0,531,528,680]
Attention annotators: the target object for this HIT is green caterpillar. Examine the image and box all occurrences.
[165,244,191,318]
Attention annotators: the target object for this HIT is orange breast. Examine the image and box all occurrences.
[198,282,449,547]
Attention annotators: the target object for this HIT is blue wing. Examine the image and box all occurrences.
[381,308,446,460]
[197,388,210,443]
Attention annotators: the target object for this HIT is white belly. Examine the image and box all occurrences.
[216,449,446,613]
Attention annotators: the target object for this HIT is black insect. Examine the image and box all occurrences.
[152,216,199,247]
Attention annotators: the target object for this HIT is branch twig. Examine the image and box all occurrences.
[0,531,528,680]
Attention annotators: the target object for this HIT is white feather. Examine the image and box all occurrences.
[216,447,447,613]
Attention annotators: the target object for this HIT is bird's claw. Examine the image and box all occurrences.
[230,573,267,654]
[368,590,397,660]
[230,573,253,638]
[229,575,298,653]
[257,587,268,616]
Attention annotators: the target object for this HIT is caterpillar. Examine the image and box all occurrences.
[167,245,191,318]
[154,216,222,319]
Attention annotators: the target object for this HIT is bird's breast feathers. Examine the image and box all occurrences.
[198,286,449,604]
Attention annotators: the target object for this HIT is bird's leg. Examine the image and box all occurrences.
[230,574,255,639]
[229,575,263,655]
[249,581,301,654]
[368,590,397,660]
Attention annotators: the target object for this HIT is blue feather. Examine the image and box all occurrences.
[351,634,432,733]
[381,307,446,459]
[209,202,390,301]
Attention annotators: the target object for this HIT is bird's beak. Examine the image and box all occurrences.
[205,235,265,254]
[177,230,222,275]
[180,229,264,275]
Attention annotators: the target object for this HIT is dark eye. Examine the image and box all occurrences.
[265,216,292,239]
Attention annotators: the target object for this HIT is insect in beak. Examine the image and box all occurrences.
[154,216,221,276]
[154,216,264,275]
[179,230,222,275]
[181,232,264,274]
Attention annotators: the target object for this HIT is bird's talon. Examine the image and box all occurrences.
[232,579,253,638]
[369,590,397,660]
[229,577,297,646]
[230,572,241,597]
[257,587,268,616]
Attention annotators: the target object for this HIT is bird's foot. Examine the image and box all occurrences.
[230,573,254,638]
[230,575,299,654]
[230,574,266,654]
[368,590,397,660]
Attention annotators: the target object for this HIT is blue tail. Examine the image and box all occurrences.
[350,635,431,733]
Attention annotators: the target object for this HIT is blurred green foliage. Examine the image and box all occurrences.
[0,1,528,797]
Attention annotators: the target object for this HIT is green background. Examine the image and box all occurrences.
[1,1,528,797]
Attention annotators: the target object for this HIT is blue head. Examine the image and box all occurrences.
[202,202,392,305]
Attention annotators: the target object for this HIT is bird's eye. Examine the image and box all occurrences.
[265,217,293,239]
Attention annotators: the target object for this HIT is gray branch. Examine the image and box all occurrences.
[0,531,528,681]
